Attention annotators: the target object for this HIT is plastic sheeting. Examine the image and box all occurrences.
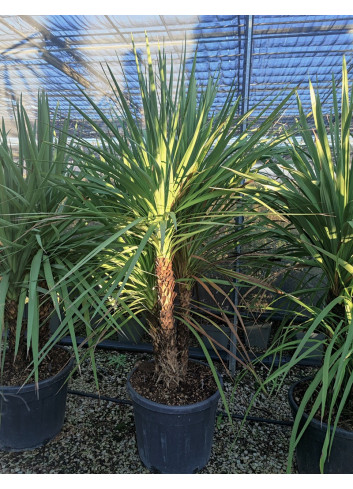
[0,15,353,134]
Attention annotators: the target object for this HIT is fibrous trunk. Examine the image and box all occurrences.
[152,256,180,388]
[177,283,192,378]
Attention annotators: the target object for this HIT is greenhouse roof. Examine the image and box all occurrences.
[1,14,353,133]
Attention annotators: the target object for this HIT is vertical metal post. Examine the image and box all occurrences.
[229,15,254,375]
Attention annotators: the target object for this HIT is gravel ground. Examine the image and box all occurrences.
[0,348,316,474]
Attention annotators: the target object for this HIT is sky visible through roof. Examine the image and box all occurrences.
[0,14,352,136]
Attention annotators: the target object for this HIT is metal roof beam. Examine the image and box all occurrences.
[252,28,353,41]
[241,15,254,128]
[104,16,130,44]
[253,48,353,58]
[254,23,353,36]
[255,16,353,26]
[230,14,254,375]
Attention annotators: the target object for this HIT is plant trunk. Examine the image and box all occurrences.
[152,256,179,388]
[177,283,192,379]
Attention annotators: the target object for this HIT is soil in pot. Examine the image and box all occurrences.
[129,360,218,405]
[0,347,73,452]
[289,379,353,473]
[1,346,70,386]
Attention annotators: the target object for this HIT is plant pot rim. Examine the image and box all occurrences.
[288,377,353,438]
[0,347,74,394]
[127,360,222,414]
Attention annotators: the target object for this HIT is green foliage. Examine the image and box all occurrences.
[235,58,353,473]
[64,36,292,343]
[242,57,353,307]
[107,353,127,369]
[0,93,105,384]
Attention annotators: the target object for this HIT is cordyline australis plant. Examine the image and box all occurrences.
[238,58,353,312]
[0,93,103,385]
[231,58,353,472]
[63,36,292,389]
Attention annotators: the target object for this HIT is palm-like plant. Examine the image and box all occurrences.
[243,58,353,309]
[65,37,291,389]
[237,59,353,472]
[0,93,104,385]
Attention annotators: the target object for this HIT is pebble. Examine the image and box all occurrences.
[0,348,316,474]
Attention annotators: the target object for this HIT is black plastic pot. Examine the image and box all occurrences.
[288,378,353,473]
[202,323,229,350]
[91,314,145,344]
[244,321,272,349]
[0,352,74,451]
[126,362,222,474]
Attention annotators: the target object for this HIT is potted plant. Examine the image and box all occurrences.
[65,37,292,473]
[239,58,353,473]
[0,93,103,451]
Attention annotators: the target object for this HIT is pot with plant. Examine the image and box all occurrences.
[0,94,103,451]
[67,36,292,473]
[240,59,353,473]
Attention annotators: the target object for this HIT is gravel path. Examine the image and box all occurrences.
[0,348,316,474]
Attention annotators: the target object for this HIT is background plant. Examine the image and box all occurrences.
[233,58,353,472]
[0,93,105,384]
